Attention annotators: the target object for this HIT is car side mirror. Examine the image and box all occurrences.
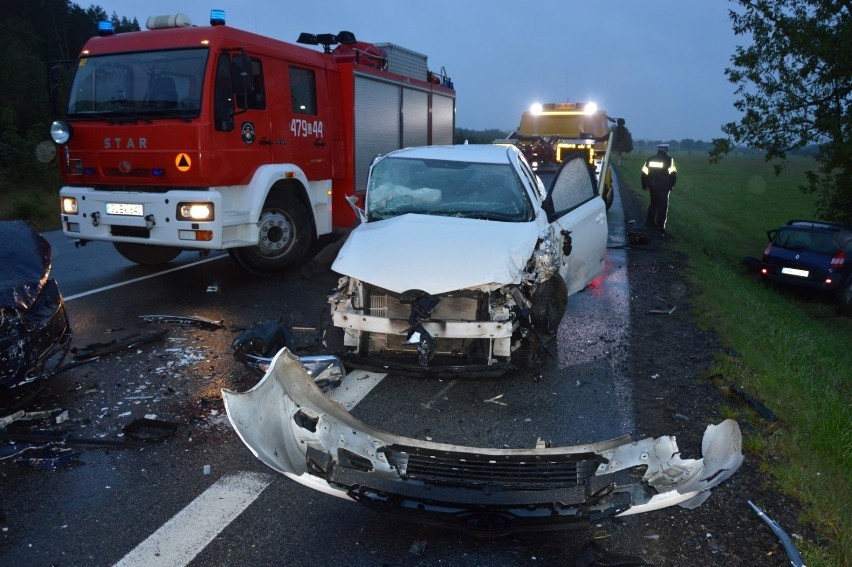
[346,194,366,224]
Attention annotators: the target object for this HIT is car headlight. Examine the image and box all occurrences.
[62,197,78,214]
[50,120,72,144]
[177,202,214,221]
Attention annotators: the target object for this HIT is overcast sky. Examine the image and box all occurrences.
[95,1,744,141]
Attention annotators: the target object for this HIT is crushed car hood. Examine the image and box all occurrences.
[223,350,744,536]
[0,220,52,311]
[331,214,541,295]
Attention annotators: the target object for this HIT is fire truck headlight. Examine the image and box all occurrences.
[177,202,214,221]
[62,197,78,214]
[51,120,72,145]
[583,102,598,115]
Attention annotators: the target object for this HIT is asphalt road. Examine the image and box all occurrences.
[1,176,634,566]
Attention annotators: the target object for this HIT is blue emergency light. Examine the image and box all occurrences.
[98,20,114,35]
[210,9,226,26]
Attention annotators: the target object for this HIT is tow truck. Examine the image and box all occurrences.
[494,102,625,210]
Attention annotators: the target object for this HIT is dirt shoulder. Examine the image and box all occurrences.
[601,178,811,566]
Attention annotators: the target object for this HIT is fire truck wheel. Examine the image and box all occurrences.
[229,192,311,274]
[113,242,181,265]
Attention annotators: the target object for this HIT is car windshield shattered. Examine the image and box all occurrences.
[366,157,533,222]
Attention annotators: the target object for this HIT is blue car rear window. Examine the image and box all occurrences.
[775,229,839,255]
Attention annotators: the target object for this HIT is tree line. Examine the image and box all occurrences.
[1,1,847,224]
[0,1,138,184]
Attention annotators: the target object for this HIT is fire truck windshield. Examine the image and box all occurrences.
[67,48,208,118]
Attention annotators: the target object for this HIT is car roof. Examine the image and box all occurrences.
[783,220,852,232]
[384,144,519,164]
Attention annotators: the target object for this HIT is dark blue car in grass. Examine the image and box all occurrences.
[755,220,852,307]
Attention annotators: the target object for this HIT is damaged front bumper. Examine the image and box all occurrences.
[223,350,743,536]
[329,280,523,377]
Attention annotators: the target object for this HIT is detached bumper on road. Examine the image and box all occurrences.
[223,349,743,536]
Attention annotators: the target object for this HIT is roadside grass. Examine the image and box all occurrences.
[0,176,62,232]
[618,153,851,565]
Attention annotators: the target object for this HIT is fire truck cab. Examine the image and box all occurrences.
[51,11,455,272]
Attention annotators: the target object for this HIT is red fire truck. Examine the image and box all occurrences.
[50,11,455,272]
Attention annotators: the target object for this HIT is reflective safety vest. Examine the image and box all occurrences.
[641,151,677,191]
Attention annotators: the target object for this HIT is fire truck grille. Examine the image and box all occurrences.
[385,445,604,490]
[95,185,207,194]
[103,168,154,177]
[111,226,150,238]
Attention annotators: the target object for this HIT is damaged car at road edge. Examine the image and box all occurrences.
[223,350,744,536]
[1,220,72,388]
[327,144,608,377]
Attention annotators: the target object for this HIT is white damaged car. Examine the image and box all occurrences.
[225,146,744,535]
[328,144,608,376]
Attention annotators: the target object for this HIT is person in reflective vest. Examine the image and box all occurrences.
[641,144,678,235]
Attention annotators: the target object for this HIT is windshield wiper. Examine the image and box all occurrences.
[148,108,193,123]
[105,111,153,124]
[470,212,518,222]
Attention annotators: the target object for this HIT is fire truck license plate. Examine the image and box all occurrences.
[106,203,144,216]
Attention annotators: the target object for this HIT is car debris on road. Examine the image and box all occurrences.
[139,314,225,330]
[223,348,744,536]
[748,500,805,567]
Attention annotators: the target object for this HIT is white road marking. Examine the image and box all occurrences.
[326,369,387,411]
[114,471,272,567]
[421,379,458,409]
[115,370,385,567]
[64,255,227,302]
[62,246,388,565]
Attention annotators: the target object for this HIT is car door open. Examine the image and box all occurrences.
[543,154,608,295]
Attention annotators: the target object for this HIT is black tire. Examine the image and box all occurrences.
[229,191,312,274]
[529,277,568,337]
[113,242,181,265]
[511,332,545,371]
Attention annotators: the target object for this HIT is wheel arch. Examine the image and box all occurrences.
[244,164,317,231]
[269,178,317,240]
